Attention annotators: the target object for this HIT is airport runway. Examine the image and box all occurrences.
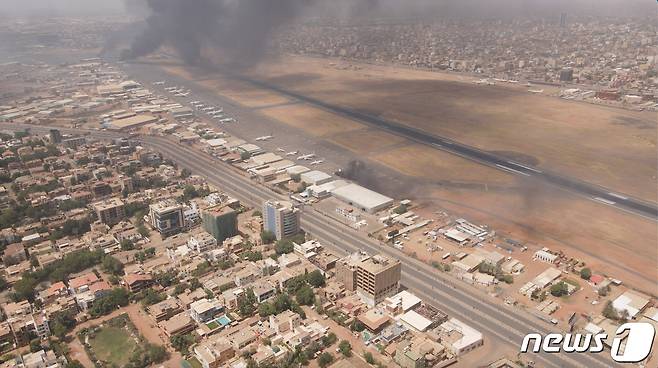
[123,62,658,221]
[228,72,658,221]
[0,122,620,368]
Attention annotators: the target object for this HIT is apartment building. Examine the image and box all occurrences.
[149,199,185,237]
[356,254,402,306]
[262,200,300,240]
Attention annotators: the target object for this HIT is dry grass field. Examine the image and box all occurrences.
[252,56,658,202]
[155,57,657,292]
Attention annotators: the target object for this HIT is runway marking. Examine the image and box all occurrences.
[593,197,616,205]
[496,164,531,177]
[507,160,543,173]
[608,192,628,200]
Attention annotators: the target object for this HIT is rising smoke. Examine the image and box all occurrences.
[122,0,381,66]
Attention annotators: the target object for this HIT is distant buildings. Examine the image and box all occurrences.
[149,199,185,237]
[262,200,300,240]
[202,204,238,243]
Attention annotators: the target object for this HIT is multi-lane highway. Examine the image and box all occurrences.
[2,122,619,367]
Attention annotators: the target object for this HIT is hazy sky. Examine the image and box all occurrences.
[0,0,654,18]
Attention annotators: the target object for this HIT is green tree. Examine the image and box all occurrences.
[338,340,352,357]
[275,239,294,255]
[318,352,334,368]
[580,268,592,280]
[321,332,337,347]
[102,255,124,275]
[295,285,315,306]
[550,281,569,297]
[180,168,192,178]
[238,288,257,317]
[140,289,166,306]
[258,302,276,317]
[170,334,195,355]
[363,352,375,364]
[120,239,135,251]
[307,270,325,288]
[260,230,276,244]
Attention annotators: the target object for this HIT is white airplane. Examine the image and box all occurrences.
[311,160,324,165]
[255,136,273,141]
[286,151,298,156]
[297,153,316,160]
[190,100,201,105]
[153,81,165,85]
[220,118,235,123]
[276,148,286,152]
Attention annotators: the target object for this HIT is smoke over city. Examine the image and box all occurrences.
[122,0,382,66]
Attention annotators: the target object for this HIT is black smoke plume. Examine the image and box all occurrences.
[122,0,380,66]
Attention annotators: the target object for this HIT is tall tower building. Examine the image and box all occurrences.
[262,200,300,240]
[202,204,238,242]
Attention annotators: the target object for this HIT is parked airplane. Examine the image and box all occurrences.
[297,153,316,160]
[311,160,324,165]
[220,118,235,123]
[153,81,165,85]
[276,148,286,152]
[286,151,299,156]
[255,136,273,141]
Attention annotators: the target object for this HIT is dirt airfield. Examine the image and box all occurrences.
[158,55,657,293]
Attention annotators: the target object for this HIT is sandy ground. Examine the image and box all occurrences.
[152,58,656,295]
[250,56,658,202]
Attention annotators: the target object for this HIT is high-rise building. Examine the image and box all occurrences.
[262,200,300,240]
[356,254,401,306]
[559,68,574,82]
[560,12,567,28]
[93,197,126,226]
[335,251,371,292]
[202,204,238,242]
[49,129,62,144]
[149,199,185,237]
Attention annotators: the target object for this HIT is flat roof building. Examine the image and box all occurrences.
[332,183,394,213]
[93,197,125,226]
[109,114,158,131]
[149,199,185,237]
[356,254,401,306]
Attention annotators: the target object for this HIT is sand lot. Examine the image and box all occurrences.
[251,56,658,202]
[154,57,656,292]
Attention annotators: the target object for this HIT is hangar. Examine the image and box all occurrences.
[331,183,394,213]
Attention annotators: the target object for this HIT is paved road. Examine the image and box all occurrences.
[1,123,620,368]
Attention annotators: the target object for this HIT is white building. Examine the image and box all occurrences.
[533,248,558,264]
[187,232,218,253]
[439,318,484,356]
[332,183,394,213]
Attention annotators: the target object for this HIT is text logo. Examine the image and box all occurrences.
[520,322,655,363]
